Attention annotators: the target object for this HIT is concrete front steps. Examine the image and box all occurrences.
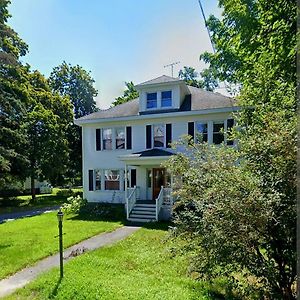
[127,202,156,222]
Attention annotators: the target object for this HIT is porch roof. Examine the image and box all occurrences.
[119,149,175,165]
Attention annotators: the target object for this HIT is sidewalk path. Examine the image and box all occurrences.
[0,225,140,298]
[0,206,60,224]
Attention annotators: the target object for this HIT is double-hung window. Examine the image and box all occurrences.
[104,170,120,190]
[226,119,234,145]
[95,169,101,190]
[116,127,125,149]
[153,124,164,147]
[161,91,172,107]
[102,128,112,150]
[195,122,208,143]
[213,121,224,144]
[146,92,157,109]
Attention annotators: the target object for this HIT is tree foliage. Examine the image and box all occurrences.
[49,62,98,180]
[111,81,139,107]
[178,66,218,91]
[168,0,296,299]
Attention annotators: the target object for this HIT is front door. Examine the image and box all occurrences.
[152,168,165,200]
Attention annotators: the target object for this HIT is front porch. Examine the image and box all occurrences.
[119,149,174,222]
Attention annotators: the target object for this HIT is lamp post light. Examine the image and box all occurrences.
[57,208,64,278]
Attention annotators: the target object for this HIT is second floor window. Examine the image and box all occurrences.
[146,92,157,109]
[161,91,172,107]
[195,122,208,143]
[153,124,164,147]
[116,127,125,149]
[103,128,112,150]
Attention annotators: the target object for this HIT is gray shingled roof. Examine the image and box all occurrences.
[76,85,237,122]
[135,75,182,87]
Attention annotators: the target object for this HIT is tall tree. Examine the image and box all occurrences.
[49,62,98,181]
[0,0,29,189]
[111,81,139,107]
[178,66,218,91]
[27,71,73,200]
[169,0,296,298]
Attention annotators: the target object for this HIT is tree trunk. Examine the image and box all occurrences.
[30,173,36,203]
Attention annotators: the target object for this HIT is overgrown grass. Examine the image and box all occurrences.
[0,212,122,280]
[0,188,82,214]
[5,224,212,300]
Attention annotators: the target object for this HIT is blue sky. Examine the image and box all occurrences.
[9,0,222,108]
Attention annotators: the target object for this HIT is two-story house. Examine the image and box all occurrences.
[75,75,238,222]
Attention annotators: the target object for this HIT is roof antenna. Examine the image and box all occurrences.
[197,0,215,53]
[164,61,180,77]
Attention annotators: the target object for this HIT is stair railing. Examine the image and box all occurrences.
[126,185,137,219]
[155,186,164,221]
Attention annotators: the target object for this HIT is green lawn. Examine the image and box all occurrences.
[0,188,82,214]
[5,224,210,300]
[0,212,122,280]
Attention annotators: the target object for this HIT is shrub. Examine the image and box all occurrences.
[61,195,87,214]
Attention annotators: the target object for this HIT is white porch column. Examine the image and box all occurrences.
[124,163,128,200]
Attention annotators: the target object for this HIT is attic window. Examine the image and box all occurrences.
[146,93,157,109]
[161,91,172,107]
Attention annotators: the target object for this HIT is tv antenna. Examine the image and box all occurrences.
[164,61,180,77]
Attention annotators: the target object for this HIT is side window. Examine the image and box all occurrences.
[213,121,224,144]
[146,92,157,109]
[103,128,112,150]
[161,91,172,107]
[195,122,208,143]
[153,124,165,147]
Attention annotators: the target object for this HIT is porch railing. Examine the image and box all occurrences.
[126,185,138,219]
[155,186,164,221]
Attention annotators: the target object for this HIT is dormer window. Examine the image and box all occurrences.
[146,92,157,109]
[161,91,172,107]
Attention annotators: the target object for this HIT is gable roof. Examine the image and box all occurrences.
[75,85,237,123]
[135,75,182,87]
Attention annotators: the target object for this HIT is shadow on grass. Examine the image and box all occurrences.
[50,277,62,298]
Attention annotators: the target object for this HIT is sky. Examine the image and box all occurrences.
[9,0,223,109]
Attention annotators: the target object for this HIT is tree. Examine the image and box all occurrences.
[178,66,218,91]
[0,0,29,189]
[27,71,73,200]
[168,0,296,298]
[49,62,98,181]
[111,81,139,107]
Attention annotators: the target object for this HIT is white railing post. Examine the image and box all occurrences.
[126,185,137,219]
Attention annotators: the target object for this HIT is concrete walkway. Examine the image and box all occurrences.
[0,225,140,298]
[0,206,60,224]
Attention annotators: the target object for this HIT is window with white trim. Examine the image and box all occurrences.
[161,91,172,107]
[146,92,157,109]
[153,124,164,147]
[115,127,125,149]
[195,122,208,143]
[95,169,101,190]
[102,128,112,150]
[213,121,224,144]
[104,170,120,190]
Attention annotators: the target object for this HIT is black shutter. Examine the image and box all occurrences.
[126,126,132,149]
[88,170,94,191]
[146,125,152,149]
[96,129,101,151]
[188,122,195,140]
[166,124,172,148]
[130,169,136,187]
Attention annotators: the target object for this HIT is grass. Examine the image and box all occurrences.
[0,188,82,214]
[5,224,211,300]
[0,211,122,280]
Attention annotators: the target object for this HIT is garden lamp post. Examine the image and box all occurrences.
[57,208,64,278]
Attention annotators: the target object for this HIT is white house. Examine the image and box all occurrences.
[75,75,238,222]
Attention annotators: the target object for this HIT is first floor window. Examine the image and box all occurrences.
[103,128,112,150]
[116,127,125,149]
[105,170,120,190]
[226,119,234,145]
[153,124,164,147]
[95,169,101,190]
[146,92,157,109]
[213,121,224,144]
[195,122,208,142]
[161,90,172,107]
